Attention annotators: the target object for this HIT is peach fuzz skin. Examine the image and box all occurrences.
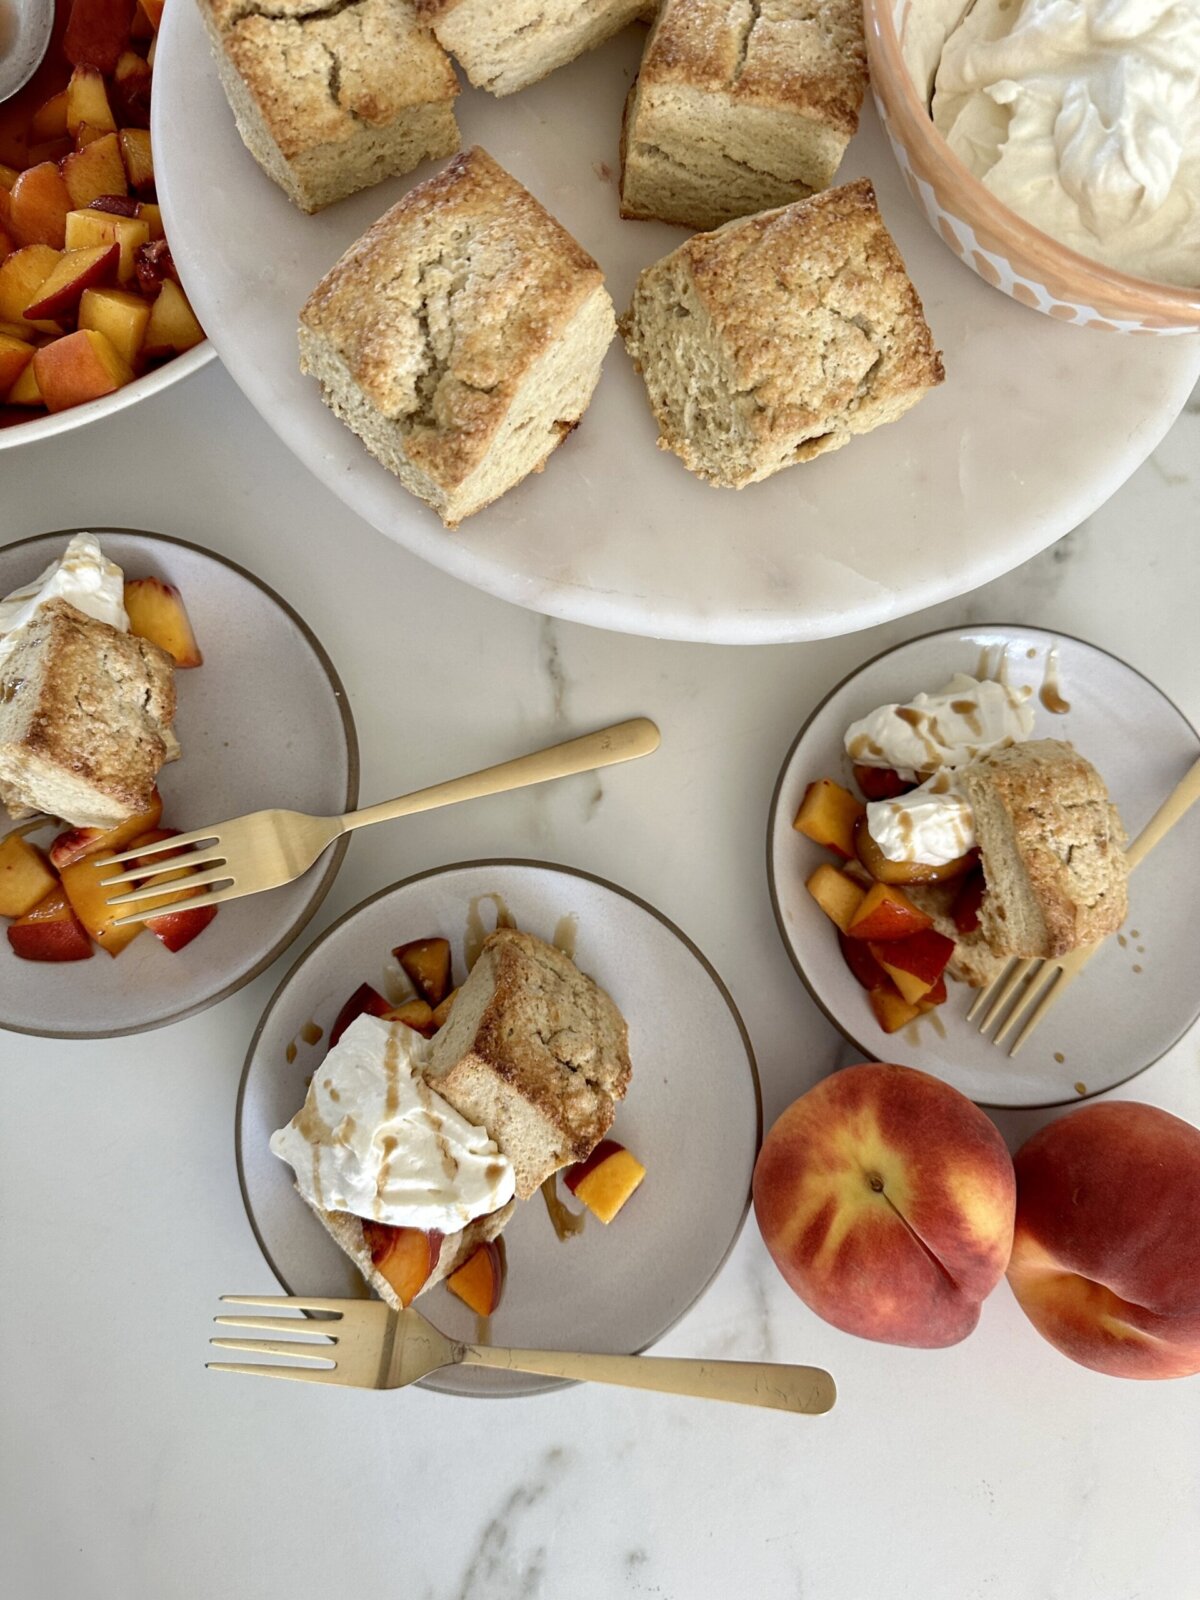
[1008,1103,1200,1379]
[752,1064,1016,1348]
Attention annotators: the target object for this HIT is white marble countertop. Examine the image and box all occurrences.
[3,361,1199,1600]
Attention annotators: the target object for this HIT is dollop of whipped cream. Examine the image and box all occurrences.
[270,1014,515,1234]
[0,532,128,666]
[867,774,978,867]
[931,0,1200,287]
[847,673,1036,865]
[844,673,1034,781]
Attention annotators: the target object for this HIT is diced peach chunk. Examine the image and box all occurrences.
[360,1222,442,1307]
[329,981,390,1047]
[0,834,58,917]
[793,778,864,860]
[141,278,202,355]
[6,359,43,406]
[118,127,153,192]
[855,815,976,887]
[852,764,915,801]
[123,829,218,952]
[59,849,144,956]
[23,243,119,320]
[78,286,149,367]
[805,863,866,934]
[8,163,72,249]
[870,929,955,1004]
[837,931,892,991]
[0,333,35,393]
[30,91,69,142]
[0,244,61,323]
[64,0,137,75]
[123,577,203,665]
[446,1241,505,1317]
[33,327,132,411]
[868,986,922,1035]
[564,1140,646,1224]
[62,131,128,209]
[7,888,93,961]
[431,987,458,1031]
[66,66,117,138]
[383,998,436,1037]
[845,882,933,942]
[393,936,451,1007]
[64,207,149,282]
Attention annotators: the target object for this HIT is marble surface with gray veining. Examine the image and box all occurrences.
[2,367,1198,1600]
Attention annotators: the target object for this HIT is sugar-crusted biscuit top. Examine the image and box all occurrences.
[0,598,175,818]
[640,0,866,134]
[202,0,458,159]
[299,147,605,484]
[673,178,943,422]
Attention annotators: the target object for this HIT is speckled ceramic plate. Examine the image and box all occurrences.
[152,6,1200,644]
[768,625,1200,1109]
[0,529,358,1037]
[237,860,761,1398]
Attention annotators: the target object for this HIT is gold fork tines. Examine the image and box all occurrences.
[208,1296,838,1412]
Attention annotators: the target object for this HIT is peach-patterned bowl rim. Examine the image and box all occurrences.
[863,0,1200,325]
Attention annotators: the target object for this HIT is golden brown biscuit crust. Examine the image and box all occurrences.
[299,147,605,495]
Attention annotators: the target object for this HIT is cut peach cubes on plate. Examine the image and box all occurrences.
[868,929,955,1004]
[123,577,203,666]
[48,790,162,869]
[793,779,863,860]
[0,834,58,917]
[330,981,391,1047]
[383,997,436,1037]
[845,883,932,942]
[393,936,452,1007]
[446,1241,505,1317]
[855,813,975,886]
[124,827,218,952]
[6,887,93,961]
[564,1140,646,1224]
[805,863,865,934]
[58,848,144,956]
[33,326,131,411]
[361,1221,443,1307]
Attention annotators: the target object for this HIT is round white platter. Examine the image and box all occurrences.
[153,9,1200,643]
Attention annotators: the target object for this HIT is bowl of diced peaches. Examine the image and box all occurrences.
[0,0,212,444]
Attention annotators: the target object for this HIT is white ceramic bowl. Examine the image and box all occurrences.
[866,0,1200,333]
[0,341,214,453]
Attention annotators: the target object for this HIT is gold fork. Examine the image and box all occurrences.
[208,1296,837,1414]
[969,753,1200,1056]
[98,717,660,924]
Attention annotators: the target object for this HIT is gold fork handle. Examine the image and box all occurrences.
[336,718,660,835]
[458,1344,836,1413]
[1126,754,1200,871]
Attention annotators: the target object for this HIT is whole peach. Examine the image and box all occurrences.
[1008,1102,1200,1378]
[752,1063,1016,1347]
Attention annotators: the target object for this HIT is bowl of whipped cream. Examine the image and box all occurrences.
[864,0,1200,333]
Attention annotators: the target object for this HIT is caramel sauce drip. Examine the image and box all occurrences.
[540,1175,586,1241]
[285,1041,297,1064]
[301,1021,323,1046]
[1054,1052,1065,1064]
[1039,645,1070,715]
[464,893,517,971]
[553,914,578,961]
[383,1025,401,1119]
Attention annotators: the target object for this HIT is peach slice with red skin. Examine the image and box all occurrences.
[868,929,955,1004]
[446,1241,505,1316]
[393,936,451,1007]
[66,65,117,138]
[23,242,119,321]
[0,333,35,393]
[868,986,922,1034]
[62,131,128,209]
[805,863,865,935]
[8,163,72,248]
[837,931,891,991]
[361,1221,443,1307]
[7,887,93,961]
[122,577,203,666]
[33,327,132,411]
[564,1140,646,1224]
[64,0,137,74]
[793,778,863,860]
[59,847,143,955]
[845,882,932,942]
[49,790,162,870]
[329,982,391,1047]
[141,278,202,356]
[0,833,58,917]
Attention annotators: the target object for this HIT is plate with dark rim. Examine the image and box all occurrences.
[237,860,761,1398]
[0,528,358,1037]
[768,624,1200,1109]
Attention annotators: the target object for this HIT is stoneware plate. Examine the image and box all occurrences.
[768,625,1200,1108]
[237,860,761,1398]
[0,529,357,1037]
[152,8,1200,645]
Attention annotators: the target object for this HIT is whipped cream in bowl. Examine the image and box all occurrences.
[270,1014,516,1234]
